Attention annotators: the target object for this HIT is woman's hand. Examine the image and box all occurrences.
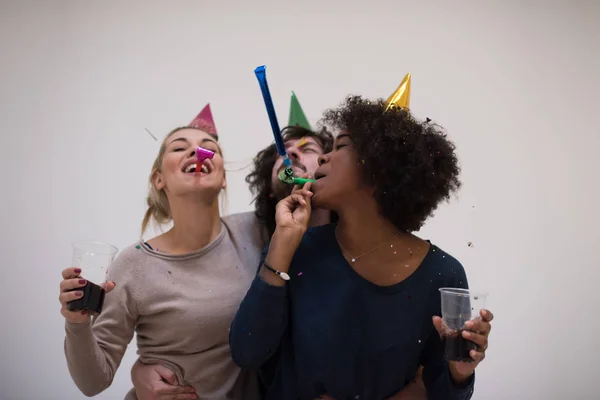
[274,182,313,240]
[259,183,313,286]
[131,360,197,400]
[59,267,115,324]
[432,309,494,384]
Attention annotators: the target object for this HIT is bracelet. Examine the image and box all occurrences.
[263,262,290,281]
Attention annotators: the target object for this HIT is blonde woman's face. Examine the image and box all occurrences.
[154,128,226,198]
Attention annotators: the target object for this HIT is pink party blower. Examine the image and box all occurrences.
[196,146,214,167]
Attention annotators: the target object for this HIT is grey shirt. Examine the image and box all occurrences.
[64,212,264,400]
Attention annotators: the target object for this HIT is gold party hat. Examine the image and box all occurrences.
[384,73,411,111]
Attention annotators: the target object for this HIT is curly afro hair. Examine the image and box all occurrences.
[320,95,461,232]
[245,125,335,241]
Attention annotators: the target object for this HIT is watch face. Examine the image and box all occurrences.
[280,272,290,281]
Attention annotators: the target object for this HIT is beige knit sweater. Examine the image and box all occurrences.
[64,212,265,400]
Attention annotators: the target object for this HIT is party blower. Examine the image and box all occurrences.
[254,65,314,186]
[196,146,214,164]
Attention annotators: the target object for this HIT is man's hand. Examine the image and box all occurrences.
[386,366,427,399]
[313,369,427,400]
[131,360,197,400]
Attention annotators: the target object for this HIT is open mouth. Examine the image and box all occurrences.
[182,161,211,175]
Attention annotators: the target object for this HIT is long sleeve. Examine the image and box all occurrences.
[230,273,288,369]
[64,250,140,396]
[420,265,474,400]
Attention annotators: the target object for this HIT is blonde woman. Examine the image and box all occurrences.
[58,108,263,400]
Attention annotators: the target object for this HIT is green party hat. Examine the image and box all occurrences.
[288,91,311,130]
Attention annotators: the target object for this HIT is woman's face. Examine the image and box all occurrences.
[311,133,369,210]
[154,128,226,199]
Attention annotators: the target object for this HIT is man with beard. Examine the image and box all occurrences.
[245,124,336,242]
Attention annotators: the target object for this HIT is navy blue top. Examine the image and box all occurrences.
[230,224,475,400]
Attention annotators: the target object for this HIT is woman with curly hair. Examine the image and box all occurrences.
[230,96,494,400]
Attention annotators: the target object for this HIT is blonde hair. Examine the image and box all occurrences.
[141,126,224,235]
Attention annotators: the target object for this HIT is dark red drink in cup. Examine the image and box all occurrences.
[439,288,488,362]
[67,241,118,315]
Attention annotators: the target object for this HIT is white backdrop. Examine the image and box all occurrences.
[1,1,599,399]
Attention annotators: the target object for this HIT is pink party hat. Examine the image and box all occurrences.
[189,103,218,137]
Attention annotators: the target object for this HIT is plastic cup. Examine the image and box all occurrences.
[67,241,118,315]
[439,288,488,362]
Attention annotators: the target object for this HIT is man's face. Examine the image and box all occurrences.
[270,136,324,201]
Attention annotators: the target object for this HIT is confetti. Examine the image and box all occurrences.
[467,242,473,247]
[394,251,397,255]
[361,159,365,164]
[433,248,436,252]
[135,245,141,249]
[297,272,303,276]
[144,128,158,141]
[418,339,422,343]
[297,137,308,147]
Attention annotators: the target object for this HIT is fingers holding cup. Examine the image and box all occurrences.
[62,267,82,280]
[481,309,494,323]
[462,330,488,351]
[58,288,84,306]
[464,318,491,336]
[469,349,486,363]
[60,277,87,293]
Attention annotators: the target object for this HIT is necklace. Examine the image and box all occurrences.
[335,228,398,263]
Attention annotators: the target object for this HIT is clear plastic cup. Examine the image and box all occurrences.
[68,241,118,315]
[72,241,118,284]
[439,288,488,362]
